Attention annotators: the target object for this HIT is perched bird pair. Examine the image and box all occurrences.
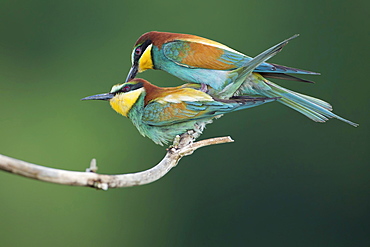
[82,31,358,145]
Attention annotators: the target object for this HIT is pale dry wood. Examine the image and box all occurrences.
[0,135,233,190]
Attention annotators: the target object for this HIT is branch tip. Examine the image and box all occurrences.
[86,158,98,173]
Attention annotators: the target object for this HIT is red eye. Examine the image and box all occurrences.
[135,47,142,55]
[122,85,130,92]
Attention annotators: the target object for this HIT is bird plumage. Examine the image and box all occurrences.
[126,31,318,86]
[125,31,358,127]
[233,73,358,125]
[82,78,277,145]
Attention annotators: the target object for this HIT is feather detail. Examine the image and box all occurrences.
[162,40,244,70]
[260,72,316,83]
[158,90,213,103]
[109,88,144,117]
[135,31,236,51]
[138,78,213,104]
[142,91,277,126]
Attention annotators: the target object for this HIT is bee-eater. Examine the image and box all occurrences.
[81,78,278,145]
[125,31,318,87]
[125,31,358,126]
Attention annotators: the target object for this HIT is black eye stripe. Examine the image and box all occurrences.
[130,82,143,91]
[115,82,144,94]
[134,39,152,60]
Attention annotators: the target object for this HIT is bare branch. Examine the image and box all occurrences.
[0,135,234,190]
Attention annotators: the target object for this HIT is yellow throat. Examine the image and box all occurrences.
[138,44,153,72]
[109,88,144,117]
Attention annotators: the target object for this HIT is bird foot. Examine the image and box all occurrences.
[168,135,182,150]
[168,131,196,151]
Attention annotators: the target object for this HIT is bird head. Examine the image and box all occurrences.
[125,36,154,82]
[81,79,145,117]
[125,31,187,82]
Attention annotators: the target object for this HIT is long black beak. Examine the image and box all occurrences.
[81,93,114,101]
[125,65,138,82]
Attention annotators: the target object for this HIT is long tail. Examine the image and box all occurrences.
[217,34,299,98]
[237,74,359,127]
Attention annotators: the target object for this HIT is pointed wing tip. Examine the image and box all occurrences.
[286,34,300,42]
[306,71,320,75]
[350,122,359,127]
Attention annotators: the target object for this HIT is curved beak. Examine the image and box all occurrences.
[81,93,114,101]
[125,65,138,82]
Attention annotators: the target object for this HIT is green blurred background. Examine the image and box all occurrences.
[0,0,369,246]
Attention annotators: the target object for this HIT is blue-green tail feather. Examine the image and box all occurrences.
[261,80,358,126]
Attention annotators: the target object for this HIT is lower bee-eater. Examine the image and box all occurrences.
[82,78,278,145]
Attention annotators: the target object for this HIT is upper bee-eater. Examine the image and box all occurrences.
[125,31,358,126]
[125,31,318,86]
